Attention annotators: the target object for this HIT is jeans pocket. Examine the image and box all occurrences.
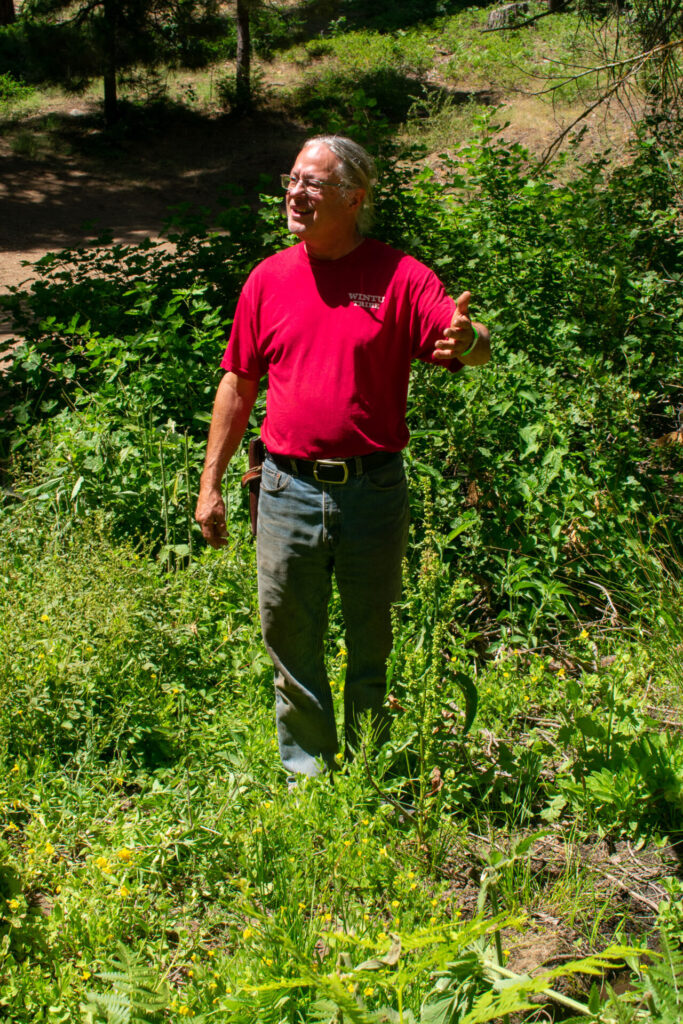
[261,460,292,494]
[364,456,405,492]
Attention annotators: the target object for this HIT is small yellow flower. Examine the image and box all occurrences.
[323,913,332,922]
[431,898,438,907]
[429,916,437,925]
[116,848,132,862]
[580,629,589,640]
[207,949,215,958]
[115,776,124,785]
[410,882,417,890]
[391,900,399,909]
[209,981,217,991]
[11,763,19,774]
[118,885,130,898]
[8,898,19,911]
[343,840,351,847]
[346,982,354,993]
[55,885,62,894]
[557,667,566,677]
[242,927,253,940]
[188,969,194,977]
[40,614,49,622]
[265,958,273,967]
[81,970,91,980]
[95,856,111,874]
[298,901,306,910]
[44,842,55,856]
[503,948,510,957]
[178,1007,190,1016]
[363,913,369,922]
[379,846,387,857]
[171,687,179,695]
[455,909,462,918]
[364,986,375,998]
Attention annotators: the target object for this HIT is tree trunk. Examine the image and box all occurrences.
[0,0,15,26]
[103,0,118,126]
[235,0,251,113]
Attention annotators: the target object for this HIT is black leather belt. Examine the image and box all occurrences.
[266,449,398,484]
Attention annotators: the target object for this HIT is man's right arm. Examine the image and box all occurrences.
[195,371,260,548]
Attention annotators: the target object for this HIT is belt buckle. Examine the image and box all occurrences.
[313,459,349,484]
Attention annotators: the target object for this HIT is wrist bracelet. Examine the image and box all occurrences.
[461,324,479,357]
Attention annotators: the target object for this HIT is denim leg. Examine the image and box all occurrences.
[257,459,338,776]
[334,456,409,755]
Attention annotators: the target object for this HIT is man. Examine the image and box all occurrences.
[195,135,490,779]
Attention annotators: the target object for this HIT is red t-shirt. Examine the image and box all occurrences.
[221,238,461,458]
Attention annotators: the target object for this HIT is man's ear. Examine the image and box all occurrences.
[348,188,365,210]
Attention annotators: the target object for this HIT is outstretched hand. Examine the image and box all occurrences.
[434,291,474,360]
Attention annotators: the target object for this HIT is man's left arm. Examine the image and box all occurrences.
[433,291,491,367]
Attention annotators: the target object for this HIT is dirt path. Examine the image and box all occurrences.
[0,96,309,338]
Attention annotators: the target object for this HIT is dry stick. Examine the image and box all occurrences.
[596,869,663,914]
[529,38,683,95]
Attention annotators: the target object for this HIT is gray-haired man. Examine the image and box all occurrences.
[195,135,491,778]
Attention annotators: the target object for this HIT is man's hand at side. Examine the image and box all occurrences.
[195,371,260,548]
[434,291,491,367]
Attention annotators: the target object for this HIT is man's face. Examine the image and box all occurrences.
[286,143,362,253]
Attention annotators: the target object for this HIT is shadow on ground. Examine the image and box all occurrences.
[0,103,308,289]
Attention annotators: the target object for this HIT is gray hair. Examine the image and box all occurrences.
[303,134,377,233]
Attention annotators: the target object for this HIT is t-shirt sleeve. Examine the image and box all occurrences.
[409,262,463,374]
[220,273,267,380]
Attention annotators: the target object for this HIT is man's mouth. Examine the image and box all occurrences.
[290,203,313,217]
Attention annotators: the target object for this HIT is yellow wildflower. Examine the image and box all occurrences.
[45,842,55,856]
[8,898,19,911]
[364,986,375,998]
[81,970,91,981]
[118,885,130,898]
[116,848,132,862]
[242,927,253,940]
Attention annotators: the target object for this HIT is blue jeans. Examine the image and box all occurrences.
[257,453,409,776]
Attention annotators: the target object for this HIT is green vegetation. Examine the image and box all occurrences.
[2,1,683,1021]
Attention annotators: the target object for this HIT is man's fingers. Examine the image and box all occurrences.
[201,520,228,548]
[455,290,471,317]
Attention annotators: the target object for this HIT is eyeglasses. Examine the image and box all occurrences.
[280,173,343,195]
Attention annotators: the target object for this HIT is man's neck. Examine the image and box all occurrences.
[304,232,364,261]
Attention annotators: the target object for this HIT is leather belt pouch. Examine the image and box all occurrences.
[240,436,265,537]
